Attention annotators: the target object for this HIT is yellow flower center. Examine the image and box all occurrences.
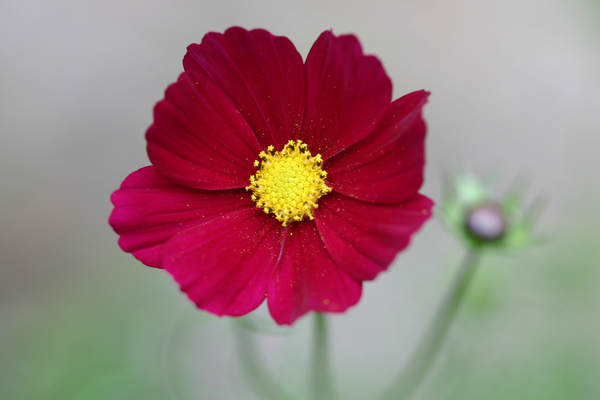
[246,140,332,226]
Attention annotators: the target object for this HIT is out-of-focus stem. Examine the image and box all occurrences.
[311,313,336,400]
[377,250,481,400]
[235,323,297,400]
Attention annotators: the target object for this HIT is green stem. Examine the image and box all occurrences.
[311,313,336,400]
[376,250,482,400]
[234,323,296,400]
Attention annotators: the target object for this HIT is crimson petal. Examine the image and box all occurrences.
[184,27,306,150]
[315,192,434,282]
[267,221,362,325]
[164,208,284,317]
[147,71,262,190]
[109,166,253,268]
[326,91,429,203]
[300,31,392,160]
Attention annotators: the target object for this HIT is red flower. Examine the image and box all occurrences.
[109,27,433,325]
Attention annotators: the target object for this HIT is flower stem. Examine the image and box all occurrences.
[234,323,297,400]
[311,312,336,400]
[377,250,481,400]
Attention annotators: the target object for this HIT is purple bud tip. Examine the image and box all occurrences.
[465,203,506,242]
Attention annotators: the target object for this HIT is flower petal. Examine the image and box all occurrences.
[326,91,429,203]
[314,192,434,282]
[300,31,392,160]
[146,71,262,190]
[184,27,306,150]
[267,221,362,325]
[109,166,253,268]
[163,208,284,317]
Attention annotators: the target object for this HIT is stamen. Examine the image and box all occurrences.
[246,140,332,226]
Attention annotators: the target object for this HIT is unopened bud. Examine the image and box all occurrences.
[465,203,506,242]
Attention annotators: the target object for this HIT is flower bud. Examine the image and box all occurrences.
[438,169,542,252]
[465,203,506,242]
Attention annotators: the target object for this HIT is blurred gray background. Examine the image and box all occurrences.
[1,1,599,399]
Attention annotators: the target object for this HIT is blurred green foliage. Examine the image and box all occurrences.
[2,215,599,400]
[415,216,600,400]
[0,256,210,400]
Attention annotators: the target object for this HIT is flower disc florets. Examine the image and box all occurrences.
[246,140,331,226]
